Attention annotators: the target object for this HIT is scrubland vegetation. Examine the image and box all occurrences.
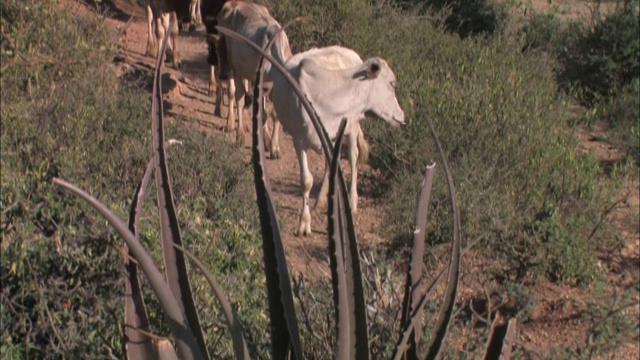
[1,0,638,358]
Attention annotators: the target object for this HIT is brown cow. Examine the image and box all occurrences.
[200,0,232,105]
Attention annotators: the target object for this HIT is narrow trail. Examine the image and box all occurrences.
[102,0,386,278]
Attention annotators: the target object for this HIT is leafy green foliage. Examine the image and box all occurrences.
[558,4,640,104]
[521,11,566,53]
[1,237,123,358]
[520,2,639,162]
[339,11,614,285]
[1,1,267,358]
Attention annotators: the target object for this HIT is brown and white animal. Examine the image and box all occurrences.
[270,46,405,236]
[215,0,292,149]
[187,0,202,31]
[145,0,191,68]
[200,0,229,101]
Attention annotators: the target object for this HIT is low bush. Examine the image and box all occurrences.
[557,3,640,105]
[520,1,639,163]
[1,1,265,357]
[320,4,620,285]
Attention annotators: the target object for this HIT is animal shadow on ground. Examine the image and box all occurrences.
[80,0,135,22]
[119,66,177,94]
[176,57,211,82]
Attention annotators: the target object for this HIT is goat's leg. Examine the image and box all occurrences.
[266,102,281,159]
[169,11,180,68]
[295,145,313,236]
[316,168,330,212]
[145,6,156,57]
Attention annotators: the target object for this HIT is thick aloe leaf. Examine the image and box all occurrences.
[156,339,179,360]
[422,118,462,360]
[151,19,210,360]
[174,243,250,360]
[335,145,370,359]
[395,163,436,359]
[484,318,517,360]
[52,178,204,360]
[326,119,352,359]
[124,156,156,360]
[124,140,183,360]
[247,28,303,359]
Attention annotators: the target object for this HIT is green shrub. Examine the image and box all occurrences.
[429,0,510,38]
[1,1,266,357]
[520,11,566,53]
[599,79,640,163]
[520,2,639,164]
[558,4,640,104]
[329,8,619,285]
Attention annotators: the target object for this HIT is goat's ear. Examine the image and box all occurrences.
[364,58,382,79]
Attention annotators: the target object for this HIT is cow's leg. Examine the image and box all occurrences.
[241,80,252,134]
[145,6,156,57]
[209,64,217,97]
[233,73,246,144]
[154,16,165,61]
[169,11,181,68]
[188,0,200,31]
[295,145,313,236]
[210,64,225,118]
[195,0,202,26]
[226,75,236,132]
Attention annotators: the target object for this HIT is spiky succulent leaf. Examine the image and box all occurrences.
[150,18,209,360]
[52,178,203,360]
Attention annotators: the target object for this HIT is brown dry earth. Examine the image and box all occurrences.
[70,0,638,357]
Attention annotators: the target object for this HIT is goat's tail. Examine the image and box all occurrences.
[356,126,369,165]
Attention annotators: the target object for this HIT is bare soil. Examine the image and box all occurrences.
[72,0,638,357]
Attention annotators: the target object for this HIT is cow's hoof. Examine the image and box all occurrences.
[270,149,281,160]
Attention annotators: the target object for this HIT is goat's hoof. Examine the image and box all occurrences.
[270,150,281,160]
[295,224,311,237]
[315,199,328,212]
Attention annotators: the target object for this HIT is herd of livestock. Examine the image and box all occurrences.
[144,0,406,236]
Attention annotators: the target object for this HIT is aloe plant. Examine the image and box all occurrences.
[52,17,517,360]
